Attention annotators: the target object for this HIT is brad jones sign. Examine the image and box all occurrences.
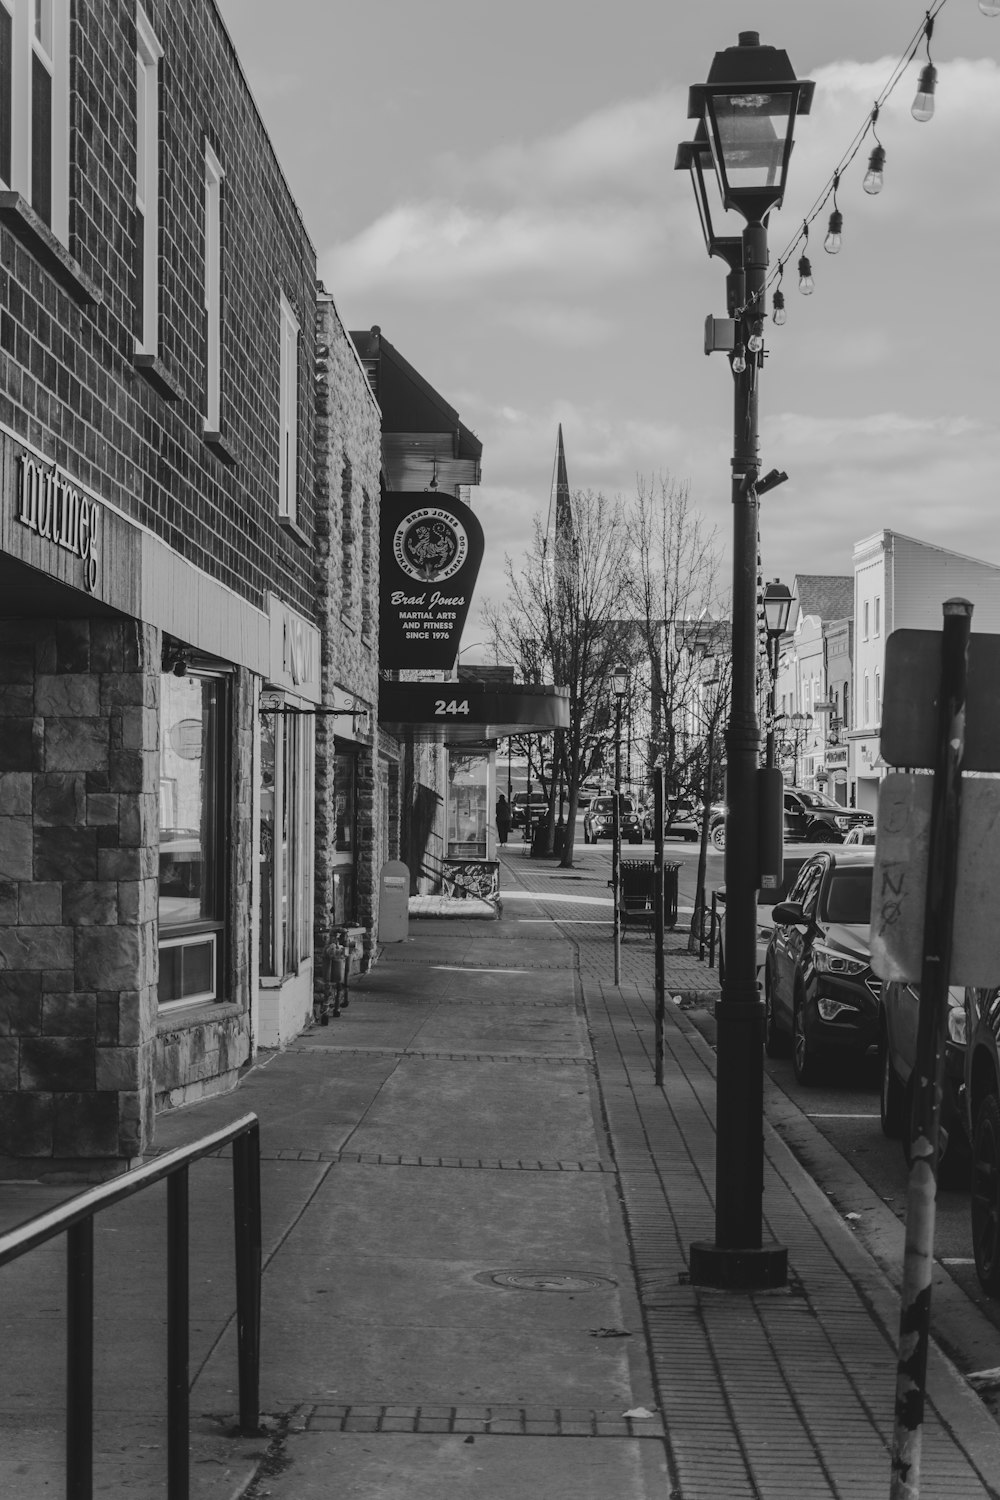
[380,493,484,670]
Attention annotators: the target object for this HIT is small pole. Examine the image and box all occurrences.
[234,1124,263,1436]
[889,598,972,1499]
[167,1168,190,1500]
[613,696,622,984]
[66,1219,94,1500]
[654,765,665,1085]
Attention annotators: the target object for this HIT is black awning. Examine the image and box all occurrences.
[379,680,570,746]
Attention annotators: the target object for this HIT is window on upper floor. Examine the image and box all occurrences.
[864,673,870,726]
[863,600,870,641]
[875,670,882,723]
[203,143,223,433]
[134,6,161,355]
[278,291,299,522]
[874,596,881,637]
[0,0,69,241]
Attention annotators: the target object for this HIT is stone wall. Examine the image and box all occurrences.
[0,617,158,1179]
[313,294,384,984]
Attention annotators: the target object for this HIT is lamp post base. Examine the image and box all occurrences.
[688,1241,788,1289]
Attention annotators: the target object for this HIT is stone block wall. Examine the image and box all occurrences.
[0,617,158,1179]
[313,293,383,983]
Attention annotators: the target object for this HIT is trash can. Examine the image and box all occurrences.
[617,860,681,936]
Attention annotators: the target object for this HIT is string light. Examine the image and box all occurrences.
[911,13,937,120]
[721,0,993,331]
[797,225,814,295]
[747,319,764,354]
[824,173,843,253]
[863,143,886,195]
[732,342,746,374]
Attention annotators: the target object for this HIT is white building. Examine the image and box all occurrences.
[852,531,1000,813]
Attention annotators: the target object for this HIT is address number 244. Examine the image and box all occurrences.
[434,699,469,716]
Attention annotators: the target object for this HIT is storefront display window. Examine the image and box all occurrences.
[447,752,488,858]
[332,749,357,926]
[260,705,314,977]
[158,671,227,1008]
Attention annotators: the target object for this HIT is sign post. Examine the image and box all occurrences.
[653,766,665,1087]
[878,600,972,1500]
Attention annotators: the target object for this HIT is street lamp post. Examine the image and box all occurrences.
[763,579,793,770]
[611,664,628,985]
[678,33,813,1289]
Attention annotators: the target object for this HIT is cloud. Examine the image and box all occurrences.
[323,200,664,295]
[439,90,683,201]
[490,300,615,348]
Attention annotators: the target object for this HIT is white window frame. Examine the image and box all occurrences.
[864,672,870,726]
[135,6,162,356]
[874,595,881,638]
[203,143,223,432]
[1,0,69,242]
[278,291,299,521]
[863,600,869,641]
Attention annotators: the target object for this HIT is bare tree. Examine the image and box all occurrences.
[622,474,731,815]
[481,491,632,867]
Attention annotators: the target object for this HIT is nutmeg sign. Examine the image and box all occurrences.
[379,493,484,669]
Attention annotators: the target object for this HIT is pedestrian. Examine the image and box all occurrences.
[495,794,511,846]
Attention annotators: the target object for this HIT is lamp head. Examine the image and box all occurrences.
[611,663,629,699]
[762,578,792,637]
[688,33,814,223]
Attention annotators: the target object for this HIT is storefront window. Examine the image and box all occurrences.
[332,749,357,926]
[158,671,227,1008]
[447,752,488,858]
[260,705,314,977]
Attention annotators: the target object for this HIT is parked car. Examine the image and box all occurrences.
[709,802,727,851]
[641,798,701,842]
[763,847,878,1084]
[843,825,877,846]
[510,792,548,830]
[880,980,968,1184]
[963,987,1000,1293]
[710,791,874,853]
[782,787,875,844]
[583,794,643,845]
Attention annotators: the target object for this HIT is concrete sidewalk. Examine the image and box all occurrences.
[2,846,1000,1497]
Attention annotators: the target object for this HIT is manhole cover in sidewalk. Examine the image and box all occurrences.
[477,1270,617,1293]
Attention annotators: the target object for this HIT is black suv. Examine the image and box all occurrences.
[783,787,874,844]
[510,792,548,830]
[763,847,878,1083]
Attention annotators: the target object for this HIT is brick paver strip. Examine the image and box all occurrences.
[497,849,1000,1499]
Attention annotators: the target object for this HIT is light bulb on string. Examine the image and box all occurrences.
[824,175,842,254]
[797,224,814,295]
[980,0,1000,15]
[732,343,746,374]
[747,319,764,354]
[912,62,937,121]
[863,145,885,195]
[911,15,937,122]
[772,262,786,326]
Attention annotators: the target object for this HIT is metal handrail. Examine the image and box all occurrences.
[0,1112,262,1500]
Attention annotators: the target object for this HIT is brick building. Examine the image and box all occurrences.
[0,0,378,1176]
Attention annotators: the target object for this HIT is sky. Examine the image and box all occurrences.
[216,0,1000,659]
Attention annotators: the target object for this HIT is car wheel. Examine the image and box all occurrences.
[879,1030,906,1139]
[972,1094,1000,1293]
[763,972,789,1058]
[810,822,841,843]
[792,993,821,1085]
[710,823,726,852]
